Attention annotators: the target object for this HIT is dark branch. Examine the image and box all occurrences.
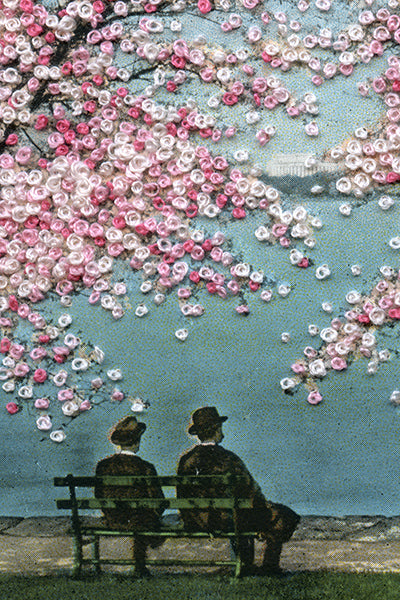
[130,65,158,81]
[21,129,47,155]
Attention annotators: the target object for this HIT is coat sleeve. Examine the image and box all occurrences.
[145,462,165,516]
[228,452,267,506]
[176,453,195,499]
[94,459,106,498]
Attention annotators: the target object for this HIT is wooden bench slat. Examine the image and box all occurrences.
[54,474,243,487]
[81,558,238,567]
[56,497,253,510]
[81,529,258,538]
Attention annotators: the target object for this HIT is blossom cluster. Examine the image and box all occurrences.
[114,2,400,105]
[1,0,399,145]
[330,54,400,196]
[0,96,321,317]
[1,311,127,439]
[282,265,400,404]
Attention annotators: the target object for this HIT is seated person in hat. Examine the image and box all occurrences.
[177,406,300,576]
[95,415,165,576]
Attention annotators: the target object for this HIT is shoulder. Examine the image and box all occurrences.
[177,445,200,470]
[139,458,159,474]
[178,444,200,461]
[219,447,243,462]
[215,446,252,473]
[179,445,198,458]
[95,455,115,472]
[177,444,229,466]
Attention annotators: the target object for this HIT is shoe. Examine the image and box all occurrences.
[132,567,152,579]
[257,566,289,578]
[239,565,259,577]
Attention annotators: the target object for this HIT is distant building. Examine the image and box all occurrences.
[265,153,339,178]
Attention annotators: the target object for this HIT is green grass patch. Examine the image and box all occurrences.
[0,572,399,600]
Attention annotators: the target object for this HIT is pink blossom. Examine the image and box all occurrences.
[359,347,372,358]
[307,391,323,405]
[331,357,347,371]
[221,22,232,32]
[326,344,337,358]
[291,363,306,375]
[9,344,25,360]
[261,52,273,63]
[15,147,32,165]
[177,288,191,298]
[264,96,279,109]
[227,280,240,295]
[242,0,259,8]
[339,64,354,77]
[222,92,239,106]
[111,389,124,401]
[272,223,288,237]
[6,402,20,415]
[0,338,11,353]
[80,400,92,411]
[224,127,237,138]
[372,77,387,94]
[34,398,49,410]
[200,68,214,83]
[270,58,282,69]
[369,40,384,55]
[33,368,47,383]
[311,75,324,86]
[58,389,74,402]
[379,296,393,310]
[235,304,249,315]
[198,0,212,12]
[286,106,300,117]
[252,77,268,93]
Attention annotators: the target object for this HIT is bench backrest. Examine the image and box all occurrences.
[54,474,253,511]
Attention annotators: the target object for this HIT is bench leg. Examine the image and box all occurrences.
[234,554,243,579]
[72,534,83,578]
[92,536,101,574]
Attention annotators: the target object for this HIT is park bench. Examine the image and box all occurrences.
[54,473,257,578]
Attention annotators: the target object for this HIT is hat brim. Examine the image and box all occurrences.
[188,415,227,436]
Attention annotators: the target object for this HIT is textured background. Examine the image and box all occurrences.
[1,0,400,517]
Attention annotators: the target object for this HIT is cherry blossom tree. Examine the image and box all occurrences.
[1,0,400,437]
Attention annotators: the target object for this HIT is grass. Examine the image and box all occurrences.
[0,572,399,600]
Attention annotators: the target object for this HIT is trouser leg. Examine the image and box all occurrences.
[132,535,147,574]
[260,501,299,573]
[261,535,283,572]
[231,536,254,567]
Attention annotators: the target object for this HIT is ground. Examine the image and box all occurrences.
[1,516,400,576]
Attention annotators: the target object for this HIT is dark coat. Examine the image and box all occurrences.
[95,453,165,532]
[177,444,299,541]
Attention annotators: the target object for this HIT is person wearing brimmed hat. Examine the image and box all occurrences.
[95,415,165,577]
[177,407,300,577]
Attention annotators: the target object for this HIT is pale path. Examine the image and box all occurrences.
[1,517,400,576]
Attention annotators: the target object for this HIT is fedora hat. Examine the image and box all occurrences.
[110,416,146,446]
[188,406,228,435]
